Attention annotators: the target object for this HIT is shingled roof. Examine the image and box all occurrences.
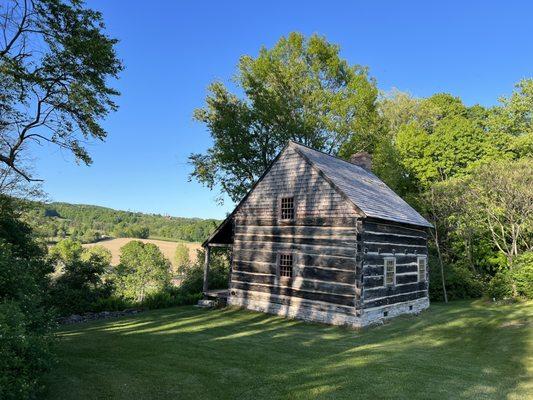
[290,141,432,228]
[204,140,432,246]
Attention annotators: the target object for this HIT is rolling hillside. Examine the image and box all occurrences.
[22,201,222,244]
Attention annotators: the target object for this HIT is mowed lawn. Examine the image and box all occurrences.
[44,300,532,400]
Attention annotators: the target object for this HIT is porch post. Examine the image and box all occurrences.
[202,245,211,294]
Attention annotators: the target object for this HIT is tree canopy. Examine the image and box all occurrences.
[0,0,122,185]
[190,32,380,202]
[379,82,533,300]
[115,241,171,302]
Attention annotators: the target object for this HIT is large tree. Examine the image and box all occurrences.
[467,159,533,271]
[488,79,533,137]
[115,241,170,302]
[190,32,380,202]
[0,0,122,184]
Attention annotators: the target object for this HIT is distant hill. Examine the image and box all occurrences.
[22,201,221,244]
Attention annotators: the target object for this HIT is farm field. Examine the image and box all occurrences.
[43,300,532,400]
[83,237,201,269]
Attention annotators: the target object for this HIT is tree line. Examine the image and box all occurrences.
[23,201,221,244]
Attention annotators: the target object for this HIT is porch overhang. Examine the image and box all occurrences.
[202,214,234,248]
[202,215,234,296]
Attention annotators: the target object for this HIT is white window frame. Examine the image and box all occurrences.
[417,256,427,282]
[384,257,396,287]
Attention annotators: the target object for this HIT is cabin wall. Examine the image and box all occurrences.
[360,219,430,324]
[228,147,363,326]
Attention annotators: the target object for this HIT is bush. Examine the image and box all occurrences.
[142,288,202,309]
[49,241,114,315]
[0,302,54,400]
[486,270,514,301]
[92,296,133,312]
[173,243,190,275]
[483,253,533,301]
[513,252,533,299]
[111,247,229,312]
[429,262,483,302]
[179,248,229,295]
[115,225,149,239]
[0,196,55,399]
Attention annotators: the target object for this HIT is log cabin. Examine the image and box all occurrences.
[201,140,432,327]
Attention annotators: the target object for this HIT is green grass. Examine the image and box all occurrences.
[44,300,532,400]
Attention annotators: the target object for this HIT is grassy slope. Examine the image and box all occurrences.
[24,201,220,243]
[44,300,532,400]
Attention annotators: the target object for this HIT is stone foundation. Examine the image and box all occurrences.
[361,297,430,326]
[228,291,429,328]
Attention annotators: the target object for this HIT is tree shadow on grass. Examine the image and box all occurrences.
[48,300,532,400]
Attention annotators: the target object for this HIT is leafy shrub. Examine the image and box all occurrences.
[49,241,114,315]
[44,208,60,217]
[79,229,102,243]
[141,287,202,309]
[512,252,533,299]
[486,270,514,301]
[483,253,533,301]
[173,243,191,274]
[115,225,150,239]
[92,296,133,312]
[0,196,55,399]
[109,247,229,311]
[179,248,229,295]
[429,262,483,302]
[0,301,54,400]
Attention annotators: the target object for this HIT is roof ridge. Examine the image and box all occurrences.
[290,140,432,228]
[288,140,379,179]
[290,142,368,219]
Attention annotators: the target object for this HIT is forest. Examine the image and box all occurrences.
[23,201,221,243]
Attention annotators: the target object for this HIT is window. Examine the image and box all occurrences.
[384,257,396,286]
[279,253,293,278]
[280,197,294,220]
[418,257,427,282]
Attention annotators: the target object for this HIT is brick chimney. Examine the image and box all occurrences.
[349,151,372,171]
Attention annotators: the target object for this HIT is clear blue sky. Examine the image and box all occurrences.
[32,0,533,219]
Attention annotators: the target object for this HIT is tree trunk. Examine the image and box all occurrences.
[432,226,448,303]
[465,236,476,274]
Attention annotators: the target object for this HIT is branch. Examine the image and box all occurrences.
[0,153,42,182]
[0,0,29,58]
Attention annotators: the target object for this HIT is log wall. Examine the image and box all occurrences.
[360,219,429,311]
[229,147,361,316]
[226,145,430,326]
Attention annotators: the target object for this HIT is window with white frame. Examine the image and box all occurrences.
[418,256,427,282]
[279,253,293,278]
[280,197,294,220]
[384,257,396,286]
